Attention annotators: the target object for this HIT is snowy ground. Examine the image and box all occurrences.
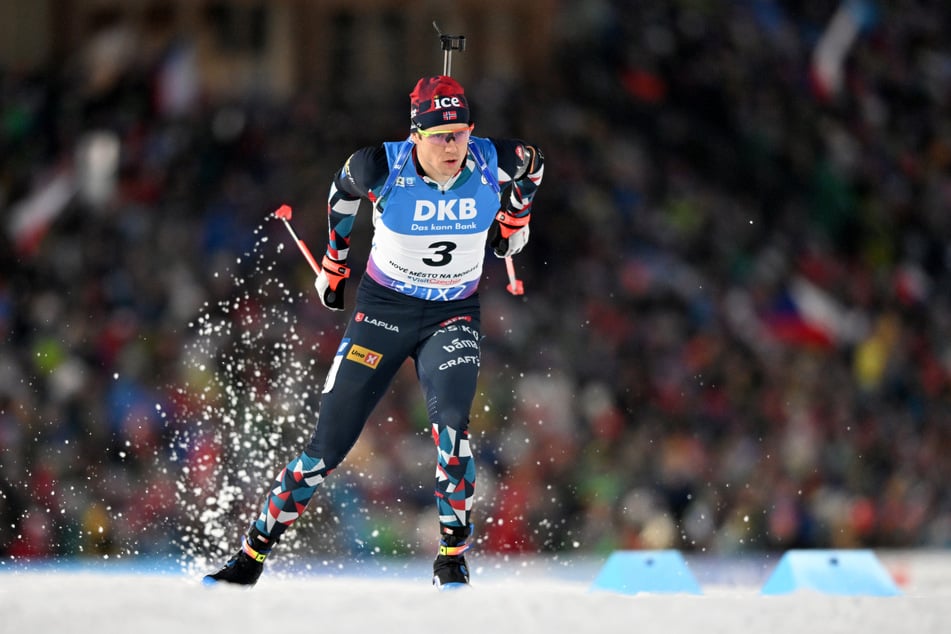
[2,551,949,633]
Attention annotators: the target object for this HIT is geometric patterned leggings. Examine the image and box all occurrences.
[252,422,474,543]
[249,277,483,550]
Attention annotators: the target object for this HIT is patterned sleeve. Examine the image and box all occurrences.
[491,139,545,221]
[325,146,388,262]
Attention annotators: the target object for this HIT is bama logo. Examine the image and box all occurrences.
[413,198,477,221]
[346,344,383,369]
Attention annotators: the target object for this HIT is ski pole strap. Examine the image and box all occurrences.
[495,210,530,227]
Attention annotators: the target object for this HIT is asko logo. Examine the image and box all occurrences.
[433,96,462,109]
[413,198,477,221]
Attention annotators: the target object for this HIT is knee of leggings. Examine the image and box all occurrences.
[431,420,472,456]
[304,441,348,471]
[432,411,469,434]
[294,451,332,478]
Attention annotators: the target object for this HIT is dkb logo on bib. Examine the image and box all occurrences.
[413,198,477,222]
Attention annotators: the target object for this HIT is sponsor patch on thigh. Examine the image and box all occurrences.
[346,344,383,368]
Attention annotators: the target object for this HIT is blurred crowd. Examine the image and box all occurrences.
[2,1,950,564]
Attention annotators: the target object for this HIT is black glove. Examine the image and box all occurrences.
[490,210,531,258]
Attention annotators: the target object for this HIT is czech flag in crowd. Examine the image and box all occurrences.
[762,276,868,349]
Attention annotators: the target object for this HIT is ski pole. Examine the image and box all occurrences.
[505,256,524,295]
[433,23,523,296]
[273,204,321,276]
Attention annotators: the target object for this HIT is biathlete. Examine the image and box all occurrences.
[204,75,545,589]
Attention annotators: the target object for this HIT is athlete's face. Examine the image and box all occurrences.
[412,124,473,183]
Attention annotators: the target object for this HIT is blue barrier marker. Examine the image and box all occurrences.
[761,549,901,596]
[590,550,703,595]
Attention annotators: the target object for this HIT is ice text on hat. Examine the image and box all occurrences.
[434,96,463,109]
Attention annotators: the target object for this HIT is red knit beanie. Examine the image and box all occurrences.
[409,76,470,130]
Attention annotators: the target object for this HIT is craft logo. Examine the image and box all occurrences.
[346,344,382,369]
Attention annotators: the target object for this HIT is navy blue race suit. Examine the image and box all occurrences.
[249,136,544,551]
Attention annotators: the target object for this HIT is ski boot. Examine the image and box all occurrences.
[432,526,471,590]
[202,527,273,587]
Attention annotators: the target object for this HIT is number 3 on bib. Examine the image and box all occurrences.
[423,241,456,266]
